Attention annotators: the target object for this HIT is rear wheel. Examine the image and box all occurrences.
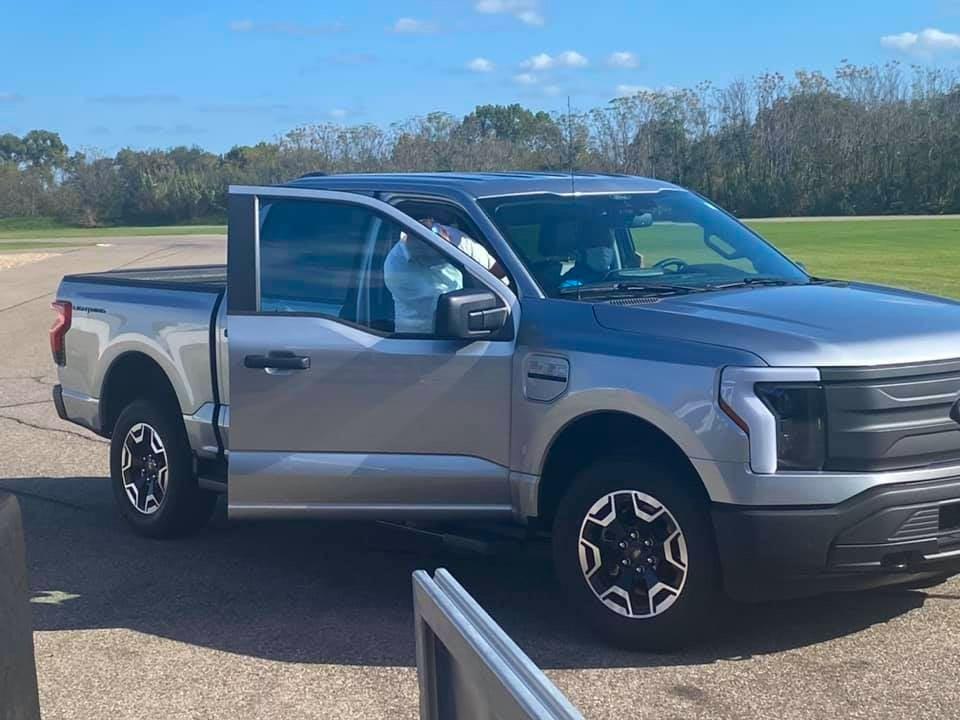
[552,457,721,650]
[110,400,216,538]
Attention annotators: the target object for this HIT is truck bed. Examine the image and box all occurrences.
[63,264,226,292]
[55,264,228,453]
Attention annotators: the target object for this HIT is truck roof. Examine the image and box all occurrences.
[286,171,679,200]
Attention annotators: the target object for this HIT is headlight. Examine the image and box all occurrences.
[754,383,826,471]
[719,367,824,473]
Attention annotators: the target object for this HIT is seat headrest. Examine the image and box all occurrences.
[538,219,578,257]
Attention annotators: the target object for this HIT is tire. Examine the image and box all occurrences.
[552,457,721,651]
[110,399,216,538]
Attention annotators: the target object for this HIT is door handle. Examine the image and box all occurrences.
[244,351,311,370]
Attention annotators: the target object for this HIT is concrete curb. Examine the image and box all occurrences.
[0,493,41,720]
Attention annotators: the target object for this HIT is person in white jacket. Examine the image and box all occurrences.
[384,218,506,334]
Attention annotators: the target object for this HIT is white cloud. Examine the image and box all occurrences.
[467,57,495,73]
[475,0,544,26]
[542,84,562,96]
[513,73,539,85]
[880,31,920,50]
[520,50,588,71]
[616,84,651,96]
[328,108,348,119]
[521,52,554,71]
[516,10,544,25]
[391,17,436,34]
[557,50,588,68]
[607,51,639,69]
[0,93,25,103]
[881,27,960,55]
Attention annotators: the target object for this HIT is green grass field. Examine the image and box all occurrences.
[623,217,960,297]
[0,217,225,241]
[624,218,960,299]
[747,219,960,299]
[1,215,958,299]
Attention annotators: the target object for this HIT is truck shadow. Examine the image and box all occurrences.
[4,475,939,670]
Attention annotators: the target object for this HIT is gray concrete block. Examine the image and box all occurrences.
[0,494,41,720]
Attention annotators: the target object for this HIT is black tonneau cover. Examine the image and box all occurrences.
[63,264,226,293]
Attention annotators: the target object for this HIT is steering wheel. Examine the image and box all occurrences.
[651,257,688,274]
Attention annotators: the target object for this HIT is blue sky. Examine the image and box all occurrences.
[1,0,958,154]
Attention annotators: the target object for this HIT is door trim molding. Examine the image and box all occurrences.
[228,451,514,520]
[229,503,514,520]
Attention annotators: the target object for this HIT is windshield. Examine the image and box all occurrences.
[478,190,809,298]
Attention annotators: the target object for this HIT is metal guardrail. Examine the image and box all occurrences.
[413,568,583,720]
[0,493,42,720]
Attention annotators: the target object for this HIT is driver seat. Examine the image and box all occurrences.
[530,219,577,294]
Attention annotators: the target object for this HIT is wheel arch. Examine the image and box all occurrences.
[536,410,710,526]
[100,351,183,437]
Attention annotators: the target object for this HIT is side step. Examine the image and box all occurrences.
[377,521,543,556]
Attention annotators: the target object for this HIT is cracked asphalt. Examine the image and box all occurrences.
[1,236,959,720]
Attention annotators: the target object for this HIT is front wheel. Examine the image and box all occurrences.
[552,458,721,650]
[110,400,216,538]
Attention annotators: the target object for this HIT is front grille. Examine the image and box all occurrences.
[821,360,960,472]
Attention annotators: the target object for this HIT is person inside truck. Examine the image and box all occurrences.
[384,217,507,334]
[557,218,619,289]
[418,216,508,280]
[383,225,462,334]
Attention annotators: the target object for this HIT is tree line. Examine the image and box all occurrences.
[2,61,958,226]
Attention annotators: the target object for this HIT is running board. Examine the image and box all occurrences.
[376,521,540,556]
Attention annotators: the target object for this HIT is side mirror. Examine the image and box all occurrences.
[436,288,510,340]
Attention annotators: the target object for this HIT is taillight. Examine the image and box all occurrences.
[50,301,72,366]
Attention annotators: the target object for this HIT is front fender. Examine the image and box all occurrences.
[511,351,751,478]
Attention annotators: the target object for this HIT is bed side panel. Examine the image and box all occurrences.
[56,279,219,418]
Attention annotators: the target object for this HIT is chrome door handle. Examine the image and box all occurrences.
[244,351,310,370]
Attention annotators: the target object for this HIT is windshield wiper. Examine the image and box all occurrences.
[558,281,704,298]
[705,277,805,290]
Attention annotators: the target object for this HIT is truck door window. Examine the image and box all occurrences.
[259,199,364,316]
[258,197,473,337]
[393,199,513,287]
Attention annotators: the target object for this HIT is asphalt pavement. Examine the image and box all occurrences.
[0,235,958,720]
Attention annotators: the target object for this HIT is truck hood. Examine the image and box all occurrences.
[593,282,960,367]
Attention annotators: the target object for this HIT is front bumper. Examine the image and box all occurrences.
[712,475,960,601]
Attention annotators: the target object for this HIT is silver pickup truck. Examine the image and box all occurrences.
[52,172,960,648]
